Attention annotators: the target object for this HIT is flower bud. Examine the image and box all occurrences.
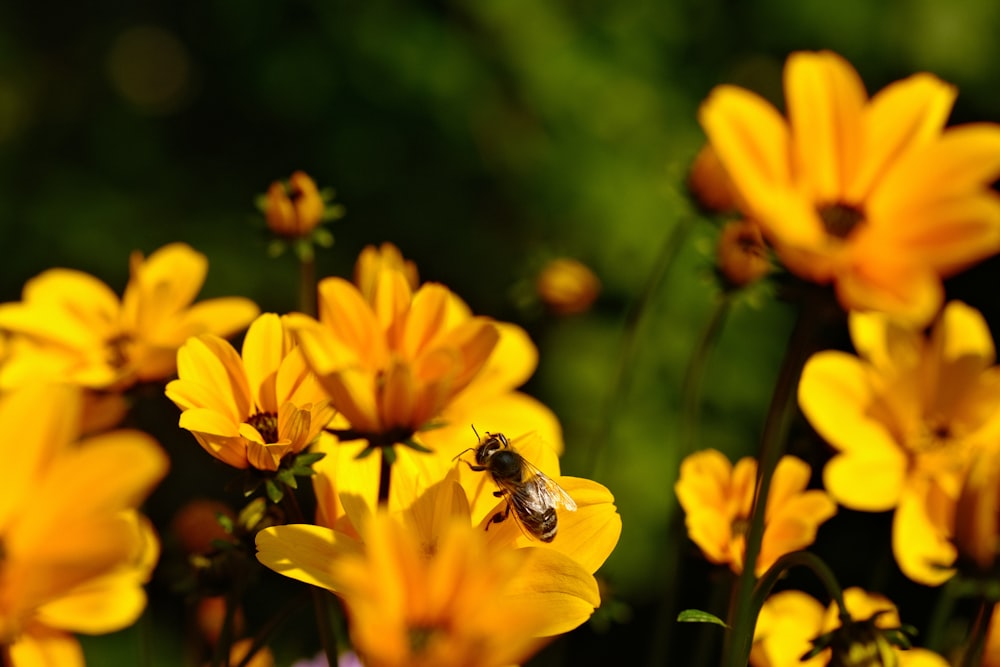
[171,499,237,555]
[717,219,770,288]
[264,171,325,237]
[688,143,740,213]
[536,258,601,316]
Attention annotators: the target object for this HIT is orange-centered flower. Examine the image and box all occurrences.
[0,243,259,392]
[166,313,335,471]
[675,449,836,576]
[288,244,500,444]
[700,50,1000,323]
[799,300,1000,584]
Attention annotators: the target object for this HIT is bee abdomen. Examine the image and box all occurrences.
[529,507,559,543]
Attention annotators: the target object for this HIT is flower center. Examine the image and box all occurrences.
[105,333,132,370]
[408,624,443,655]
[731,516,750,538]
[818,203,865,239]
[246,411,278,443]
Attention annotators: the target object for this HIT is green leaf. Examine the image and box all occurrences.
[216,513,235,534]
[676,609,728,627]
[295,452,326,467]
[354,445,378,460]
[265,479,284,504]
[402,438,433,454]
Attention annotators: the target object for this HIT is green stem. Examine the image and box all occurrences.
[234,592,310,667]
[585,216,694,478]
[750,551,848,624]
[925,577,961,653]
[960,600,996,667]
[722,302,821,667]
[378,446,393,505]
[680,291,732,456]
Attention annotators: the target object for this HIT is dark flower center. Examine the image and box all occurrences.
[818,203,865,239]
[246,411,278,443]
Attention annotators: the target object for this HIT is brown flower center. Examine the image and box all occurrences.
[731,516,750,538]
[246,411,278,443]
[818,203,865,239]
[408,624,444,655]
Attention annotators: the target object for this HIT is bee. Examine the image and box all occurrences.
[454,429,576,543]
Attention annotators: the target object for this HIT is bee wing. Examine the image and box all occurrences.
[515,460,577,513]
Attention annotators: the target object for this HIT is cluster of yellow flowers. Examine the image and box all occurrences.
[0,171,619,667]
[680,50,1000,666]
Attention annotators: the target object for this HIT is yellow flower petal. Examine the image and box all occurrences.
[786,51,866,203]
[241,313,284,413]
[892,484,956,585]
[849,72,956,201]
[503,547,600,636]
[10,627,85,667]
[255,524,362,593]
[799,351,903,456]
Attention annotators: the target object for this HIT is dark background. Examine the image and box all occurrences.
[3,0,1000,664]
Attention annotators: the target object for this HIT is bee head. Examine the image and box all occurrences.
[475,431,509,464]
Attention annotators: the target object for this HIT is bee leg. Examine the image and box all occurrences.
[485,503,512,532]
[457,459,488,472]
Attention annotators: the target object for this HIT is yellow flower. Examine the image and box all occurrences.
[535,258,601,316]
[166,313,335,471]
[354,242,419,303]
[0,383,167,662]
[307,292,567,534]
[0,243,259,391]
[700,50,1000,323]
[798,300,1000,584]
[288,244,500,444]
[264,171,326,238]
[752,588,947,667]
[257,479,600,667]
[675,449,836,576]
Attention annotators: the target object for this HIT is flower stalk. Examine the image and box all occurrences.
[722,297,824,667]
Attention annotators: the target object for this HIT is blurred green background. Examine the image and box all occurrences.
[4,0,1000,664]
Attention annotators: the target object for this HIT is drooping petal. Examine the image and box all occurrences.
[503,547,600,636]
[255,524,362,593]
[892,484,956,585]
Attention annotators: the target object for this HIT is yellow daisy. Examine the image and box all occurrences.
[0,243,259,392]
[256,478,601,667]
[700,50,1000,323]
[798,300,1000,584]
[675,449,836,576]
[752,588,947,667]
[166,312,335,471]
[287,244,500,446]
[0,383,167,662]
